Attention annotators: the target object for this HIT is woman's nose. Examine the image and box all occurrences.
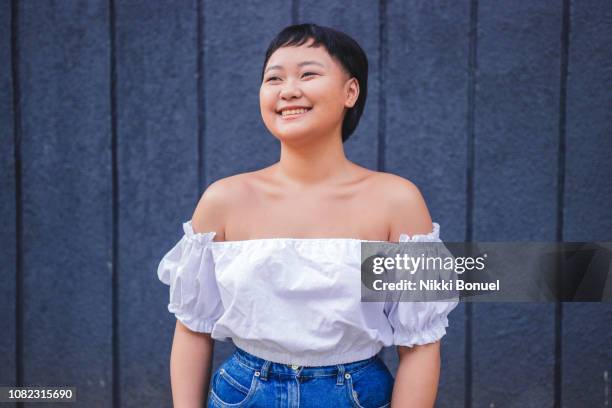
[279,79,302,99]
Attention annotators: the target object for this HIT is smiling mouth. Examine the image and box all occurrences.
[278,108,312,119]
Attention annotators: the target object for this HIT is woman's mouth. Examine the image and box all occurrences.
[278,107,312,120]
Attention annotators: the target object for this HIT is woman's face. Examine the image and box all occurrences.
[260,38,359,143]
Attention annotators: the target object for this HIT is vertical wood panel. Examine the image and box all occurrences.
[114,0,200,406]
[563,5,612,240]
[385,1,470,406]
[18,1,112,406]
[300,0,380,170]
[386,0,470,243]
[1,0,17,404]
[562,0,612,406]
[472,1,562,406]
[204,0,291,183]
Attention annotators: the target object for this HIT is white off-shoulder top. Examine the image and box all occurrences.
[157,221,459,366]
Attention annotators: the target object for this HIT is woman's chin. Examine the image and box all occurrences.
[273,128,313,142]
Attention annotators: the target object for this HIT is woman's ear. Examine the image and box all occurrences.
[345,77,359,108]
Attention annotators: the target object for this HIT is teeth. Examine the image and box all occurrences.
[281,108,310,116]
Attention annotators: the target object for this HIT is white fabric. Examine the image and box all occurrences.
[157,220,459,366]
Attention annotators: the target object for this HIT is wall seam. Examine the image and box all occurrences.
[11,0,23,402]
[555,0,570,406]
[109,0,120,406]
[377,0,387,173]
[292,0,299,24]
[197,0,205,194]
[465,0,479,406]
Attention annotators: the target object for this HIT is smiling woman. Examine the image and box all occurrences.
[159,22,457,408]
[259,24,368,144]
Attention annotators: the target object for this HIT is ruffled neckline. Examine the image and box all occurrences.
[182,220,441,245]
[399,222,440,242]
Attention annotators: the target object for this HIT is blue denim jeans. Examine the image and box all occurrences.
[207,346,394,408]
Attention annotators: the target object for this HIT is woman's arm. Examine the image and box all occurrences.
[169,179,230,406]
[170,321,215,407]
[382,174,443,407]
[391,342,441,407]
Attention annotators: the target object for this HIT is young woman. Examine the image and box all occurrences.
[158,23,458,408]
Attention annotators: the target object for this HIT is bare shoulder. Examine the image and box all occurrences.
[346,165,423,206]
[370,172,421,200]
[190,173,252,240]
[369,172,434,240]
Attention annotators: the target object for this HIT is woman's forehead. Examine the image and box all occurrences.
[266,44,332,69]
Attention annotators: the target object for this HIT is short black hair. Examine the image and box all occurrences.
[261,23,369,143]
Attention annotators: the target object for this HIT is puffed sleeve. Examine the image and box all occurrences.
[384,222,460,347]
[157,220,224,333]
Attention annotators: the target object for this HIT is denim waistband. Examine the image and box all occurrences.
[232,346,378,380]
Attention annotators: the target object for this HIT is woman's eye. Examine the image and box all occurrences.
[265,73,317,82]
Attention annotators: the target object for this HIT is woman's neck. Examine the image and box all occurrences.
[274,132,351,187]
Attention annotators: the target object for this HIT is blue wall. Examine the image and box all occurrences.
[1,1,611,407]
